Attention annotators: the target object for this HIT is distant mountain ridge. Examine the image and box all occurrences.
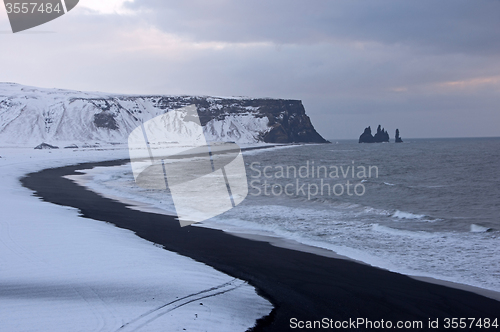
[0,83,327,147]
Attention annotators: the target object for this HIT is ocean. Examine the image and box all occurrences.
[80,138,500,293]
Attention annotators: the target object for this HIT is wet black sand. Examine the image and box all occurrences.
[21,160,500,331]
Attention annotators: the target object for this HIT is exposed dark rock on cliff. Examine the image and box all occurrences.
[258,101,328,144]
[34,143,59,149]
[359,125,390,143]
[395,129,403,143]
[193,98,328,144]
[94,111,119,130]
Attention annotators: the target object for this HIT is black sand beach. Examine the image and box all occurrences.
[21,160,500,331]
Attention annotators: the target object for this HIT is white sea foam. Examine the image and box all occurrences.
[392,210,426,220]
[371,224,438,239]
[470,224,492,233]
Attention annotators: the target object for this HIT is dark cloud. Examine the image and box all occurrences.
[127,0,500,55]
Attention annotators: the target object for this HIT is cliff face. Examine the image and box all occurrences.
[0,83,327,146]
[156,97,327,144]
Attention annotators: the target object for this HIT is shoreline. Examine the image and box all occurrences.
[21,159,500,330]
[68,160,500,303]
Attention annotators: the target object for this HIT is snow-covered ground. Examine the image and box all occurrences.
[0,147,272,332]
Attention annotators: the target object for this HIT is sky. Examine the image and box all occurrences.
[1,0,499,139]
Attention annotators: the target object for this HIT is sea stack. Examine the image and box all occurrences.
[395,129,403,143]
[359,125,389,143]
[359,126,374,143]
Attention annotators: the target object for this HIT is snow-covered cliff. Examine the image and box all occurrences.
[0,83,327,147]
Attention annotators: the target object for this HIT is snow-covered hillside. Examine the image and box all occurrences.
[0,83,327,147]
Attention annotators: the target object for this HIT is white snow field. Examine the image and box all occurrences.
[0,147,272,332]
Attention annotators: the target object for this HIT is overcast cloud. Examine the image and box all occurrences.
[1,0,499,139]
